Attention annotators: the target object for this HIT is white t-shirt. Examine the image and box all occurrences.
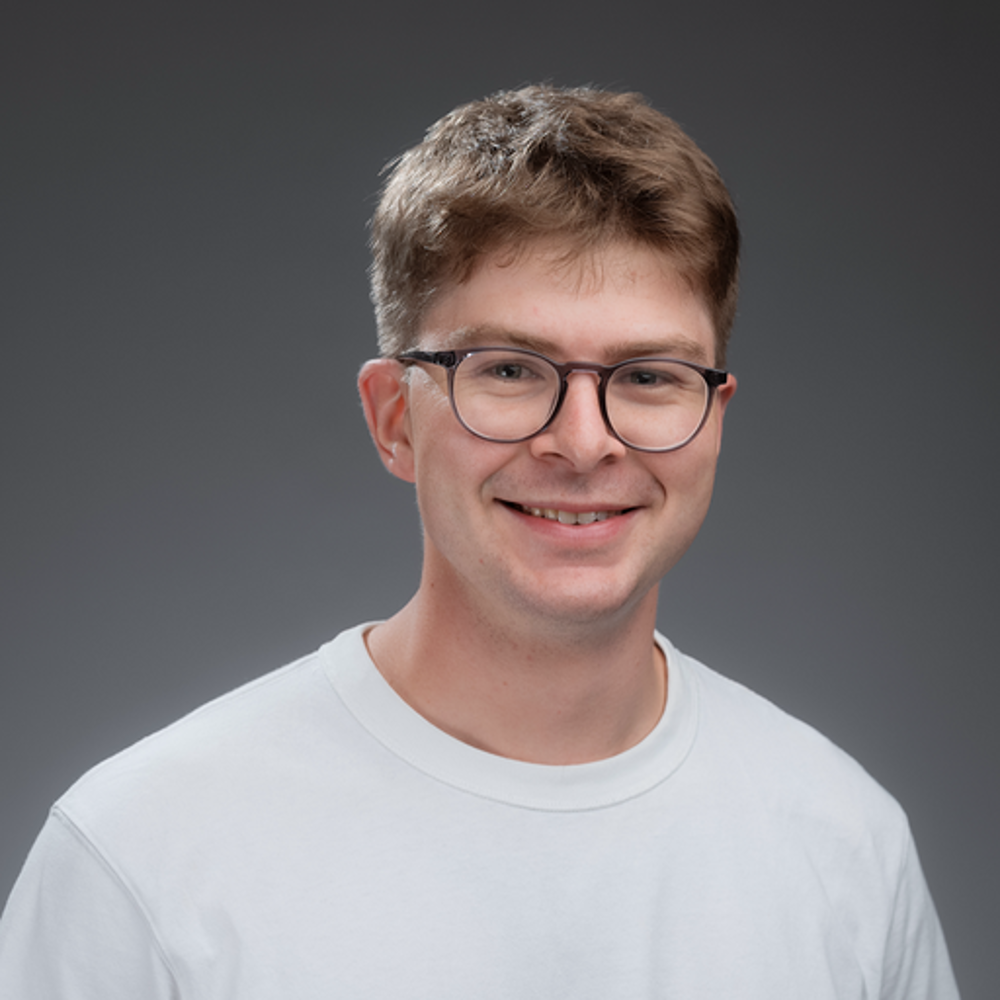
[0,626,959,998]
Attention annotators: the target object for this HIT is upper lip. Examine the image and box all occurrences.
[501,500,635,513]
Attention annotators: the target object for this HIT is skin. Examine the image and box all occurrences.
[358,240,736,765]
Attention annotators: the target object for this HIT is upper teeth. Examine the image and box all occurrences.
[524,507,612,525]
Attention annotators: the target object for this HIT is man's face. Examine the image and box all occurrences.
[365,240,735,633]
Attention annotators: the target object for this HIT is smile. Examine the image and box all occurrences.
[505,502,629,525]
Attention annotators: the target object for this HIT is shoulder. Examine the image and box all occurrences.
[55,625,372,851]
[668,640,910,852]
[653,641,958,999]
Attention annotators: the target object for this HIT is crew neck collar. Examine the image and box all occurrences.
[321,623,699,812]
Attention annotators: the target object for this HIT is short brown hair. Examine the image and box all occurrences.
[370,85,740,365]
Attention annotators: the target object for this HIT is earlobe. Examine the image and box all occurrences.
[358,359,416,483]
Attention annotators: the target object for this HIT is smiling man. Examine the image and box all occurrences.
[0,85,959,998]
[360,239,731,764]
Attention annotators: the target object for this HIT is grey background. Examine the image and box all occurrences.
[2,1,996,994]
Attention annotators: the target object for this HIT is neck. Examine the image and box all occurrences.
[365,580,666,766]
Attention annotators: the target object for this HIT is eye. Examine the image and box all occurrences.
[464,354,548,382]
[457,351,556,400]
[624,367,677,387]
[611,362,703,407]
[492,362,528,380]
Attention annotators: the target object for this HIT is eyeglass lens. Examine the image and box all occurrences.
[451,350,712,451]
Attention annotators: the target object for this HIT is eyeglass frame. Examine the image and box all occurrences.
[397,346,730,454]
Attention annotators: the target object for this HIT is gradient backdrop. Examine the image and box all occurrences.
[2,2,997,994]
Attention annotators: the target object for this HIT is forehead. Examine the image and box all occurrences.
[420,241,717,366]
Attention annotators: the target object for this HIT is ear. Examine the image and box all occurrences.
[358,359,416,483]
[710,373,737,452]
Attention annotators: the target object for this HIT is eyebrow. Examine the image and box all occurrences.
[440,324,715,366]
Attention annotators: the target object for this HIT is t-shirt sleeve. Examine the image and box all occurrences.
[0,808,179,999]
[879,829,961,1000]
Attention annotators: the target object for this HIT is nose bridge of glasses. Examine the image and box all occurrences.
[556,364,607,406]
[548,365,616,439]
[559,359,609,380]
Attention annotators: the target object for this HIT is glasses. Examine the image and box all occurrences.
[397,347,729,453]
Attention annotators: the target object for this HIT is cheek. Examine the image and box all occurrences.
[407,392,463,478]
[645,449,721,575]
[650,444,722,526]
[409,428,489,533]
[652,436,718,486]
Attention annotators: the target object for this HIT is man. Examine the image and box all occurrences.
[0,85,959,997]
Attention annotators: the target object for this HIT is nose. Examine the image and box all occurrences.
[527,371,627,469]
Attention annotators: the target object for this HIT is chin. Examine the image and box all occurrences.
[499,572,658,633]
